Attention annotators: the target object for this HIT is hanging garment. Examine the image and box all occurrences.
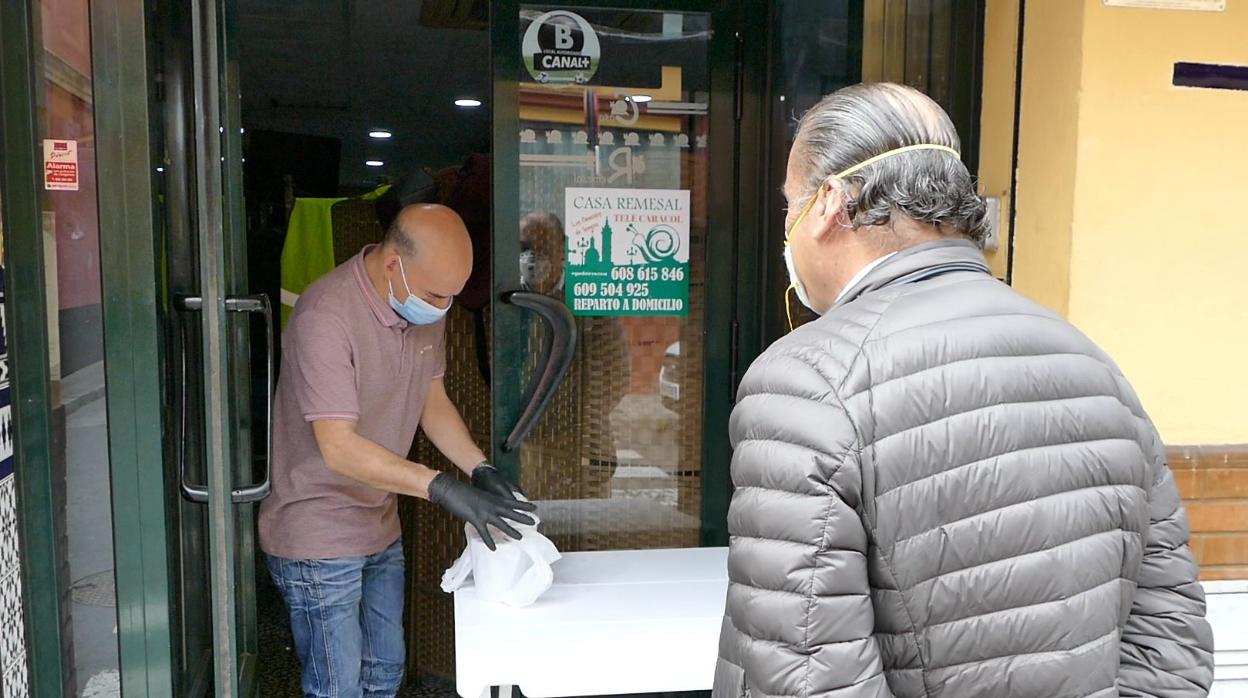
[279,185,389,328]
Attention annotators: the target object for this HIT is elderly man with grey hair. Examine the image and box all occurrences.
[714,83,1213,698]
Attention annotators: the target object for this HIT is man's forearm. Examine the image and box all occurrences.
[320,427,439,499]
[421,385,488,474]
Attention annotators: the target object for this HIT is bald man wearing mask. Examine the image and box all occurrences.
[259,204,534,698]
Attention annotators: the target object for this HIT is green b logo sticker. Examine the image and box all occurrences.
[522,10,601,85]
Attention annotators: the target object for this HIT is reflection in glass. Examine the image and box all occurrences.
[38,0,120,692]
[516,7,712,551]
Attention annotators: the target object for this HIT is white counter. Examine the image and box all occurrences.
[454,547,728,698]
[454,547,1245,697]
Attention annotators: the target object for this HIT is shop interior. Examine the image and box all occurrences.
[235,2,718,694]
[236,1,491,694]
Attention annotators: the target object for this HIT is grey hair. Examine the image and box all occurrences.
[792,82,988,246]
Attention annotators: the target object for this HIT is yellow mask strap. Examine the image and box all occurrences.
[784,144,959,245]
[785,193,820,245]
[785,284,797,332]
[833,143,960,179]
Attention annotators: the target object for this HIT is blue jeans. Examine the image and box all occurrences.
[267,539,406,698]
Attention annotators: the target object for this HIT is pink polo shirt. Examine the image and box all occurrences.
[258,246,446,560]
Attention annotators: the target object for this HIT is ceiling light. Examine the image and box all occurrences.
[365,160,384,167]
[632,95,653,103]
[455,98,482,108]
[156,166,165,173]
[369,130,393,140]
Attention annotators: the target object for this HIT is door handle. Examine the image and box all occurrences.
[501,291,577,452]
[175,294,275,503]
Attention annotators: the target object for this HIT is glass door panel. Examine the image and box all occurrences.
[510,6,712,551]
[35,1,120,693]
[406,2,730,681]
[151,0,264,694]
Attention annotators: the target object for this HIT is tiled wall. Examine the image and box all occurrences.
[0,477,28,698]
[0,273,30,697]
[1170,446,1248,581]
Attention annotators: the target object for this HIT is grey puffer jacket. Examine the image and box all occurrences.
[714,240,1214,698]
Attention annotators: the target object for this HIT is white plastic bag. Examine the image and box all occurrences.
[440,509,561,607]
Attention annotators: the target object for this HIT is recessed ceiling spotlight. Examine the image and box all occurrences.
[455,98,483,108]
[369,130,393,140]
[365,160,384,167]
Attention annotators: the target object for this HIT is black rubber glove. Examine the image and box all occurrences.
[429,472,537,551]
[471,463,526,501]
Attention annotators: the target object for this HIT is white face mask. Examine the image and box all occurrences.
[519,249,565,293]
[519,249,548,290]
[784,243,815,312]
[783,189,821,323]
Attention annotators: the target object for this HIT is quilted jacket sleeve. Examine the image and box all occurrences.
[1118,426,1215,697]
[723,348,894,698]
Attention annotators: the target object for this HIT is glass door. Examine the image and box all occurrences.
[404,0,742,680]
[2,0,269,694]
[499,3,718,550]
[151,0,265,695]
[0,2,123,695]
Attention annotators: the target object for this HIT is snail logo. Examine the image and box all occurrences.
[522,10,600,84]
[624,224,680,265]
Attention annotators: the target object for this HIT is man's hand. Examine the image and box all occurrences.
[471,463,526,501]
[429,473,537,551]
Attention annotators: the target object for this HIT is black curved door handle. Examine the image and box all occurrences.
[501,291,577,452]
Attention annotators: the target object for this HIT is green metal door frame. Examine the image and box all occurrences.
[487,0,522,491]
[728,0,770,539]
[187,0,261,693]
[490,0,757,547]
[218,0,263,686]
[91,0,261,692]
[0,2,68,696]
[91,0,180,695]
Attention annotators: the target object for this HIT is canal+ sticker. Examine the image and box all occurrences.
[523,10,601,85]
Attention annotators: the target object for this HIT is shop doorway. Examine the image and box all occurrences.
[232,1,495,692]
[151,1,750,695]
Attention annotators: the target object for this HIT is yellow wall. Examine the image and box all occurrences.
[975,0,1021,279]
[1011,0,1248,444]
[1012,0,1086,316]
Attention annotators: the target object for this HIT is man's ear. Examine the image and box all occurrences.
[810,179,849,241]
[383,250,400,272]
